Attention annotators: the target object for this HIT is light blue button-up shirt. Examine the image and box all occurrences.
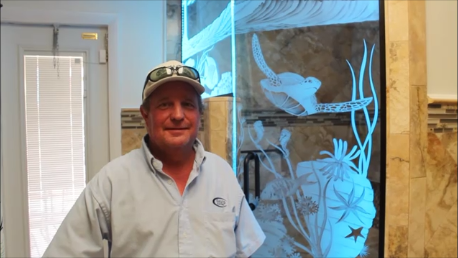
[43,136,265,258]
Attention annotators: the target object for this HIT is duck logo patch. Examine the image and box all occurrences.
[212,197,227,208]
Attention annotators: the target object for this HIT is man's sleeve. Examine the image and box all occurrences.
[235,196,266,258]
[42,176,111,258]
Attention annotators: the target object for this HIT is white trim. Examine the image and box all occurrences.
[427,93,458,101]
[17,46,32,258]
[1,7,122,256]
[1,6,122,161]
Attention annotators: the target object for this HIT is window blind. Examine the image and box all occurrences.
[24,55,87,258]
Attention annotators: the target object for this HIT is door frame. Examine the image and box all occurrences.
[1,6,121,161]
[1,7,121,256]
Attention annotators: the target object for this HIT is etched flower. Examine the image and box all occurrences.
[318,138,361,181]
[254,203,282,222]
[297,196,319,216]
[279,129,291,157]
[253,120,264,143]
[251,203,298,258]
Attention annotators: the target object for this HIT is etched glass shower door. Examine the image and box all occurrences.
[181,0,235,99]
[180,0,385,257]
[232,1,385,257]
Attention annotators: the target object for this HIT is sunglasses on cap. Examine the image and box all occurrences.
[143,65,200,89]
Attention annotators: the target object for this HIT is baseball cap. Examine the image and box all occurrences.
[142,60,205,103]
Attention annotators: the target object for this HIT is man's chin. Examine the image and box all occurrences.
[164,137,192,148]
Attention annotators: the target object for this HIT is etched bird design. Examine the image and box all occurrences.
[251,33,373,116]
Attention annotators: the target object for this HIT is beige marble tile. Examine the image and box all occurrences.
[387,0,409,42]
[387,41,410,134]
[425,210,457,258]
[410,86,428,178]
[203,97,234,161]
[386,133,410,225]
[387,225,408,258]
[121,128,147,155]
[206,129,230,161]
[408,0,427,86]
[425,132,458,242]
[440,132,458,163]
[408,177,426,258]
[206,100,229,131]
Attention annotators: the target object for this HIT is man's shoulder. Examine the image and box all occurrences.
[203,151,228,161]
[93,148,145,180]
[201,151,240,183]
[202,151,233,171]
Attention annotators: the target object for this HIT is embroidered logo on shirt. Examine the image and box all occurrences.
[212,197,227,208]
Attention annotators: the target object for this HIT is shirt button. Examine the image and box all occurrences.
[168,180,173,185]
[183,232,187,238]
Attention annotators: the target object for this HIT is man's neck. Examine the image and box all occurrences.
[147,141,196,195]
[148,141,196,171]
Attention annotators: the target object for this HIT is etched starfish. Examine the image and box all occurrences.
[345,226,365,242]
[330,183,369,223]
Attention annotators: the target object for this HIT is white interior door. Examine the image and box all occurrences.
[1,23,110,257]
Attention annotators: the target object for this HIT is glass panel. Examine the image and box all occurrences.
[179,0,385,257]
[181,0,235,99]
[233,1,384,258]
[165,0,182,61]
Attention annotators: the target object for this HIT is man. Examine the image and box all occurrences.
[43,60,266,258]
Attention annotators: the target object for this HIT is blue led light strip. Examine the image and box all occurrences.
[230,0,237,172]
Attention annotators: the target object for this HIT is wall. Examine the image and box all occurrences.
[385,1,457,257]
[425,103,457,257]
[426,0,458,100]
[1,1,165,256]
[1,0,165,108]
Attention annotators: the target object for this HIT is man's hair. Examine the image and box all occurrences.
[141,92,204,115]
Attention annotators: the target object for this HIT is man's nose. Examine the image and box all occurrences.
[170,103,184,120]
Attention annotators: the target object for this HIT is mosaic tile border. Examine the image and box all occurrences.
[121,110,145,129]
[427,103,458,133]
[121,108,381,129]
[241,109,380,127]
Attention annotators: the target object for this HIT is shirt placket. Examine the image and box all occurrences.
[178,165,200,257]
[178,202,193,257]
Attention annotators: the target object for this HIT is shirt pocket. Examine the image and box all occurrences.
[204,211,237,258]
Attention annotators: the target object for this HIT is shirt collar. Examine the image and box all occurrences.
[141,134,206,174]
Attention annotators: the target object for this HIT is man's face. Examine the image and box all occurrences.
[140,81,201,150]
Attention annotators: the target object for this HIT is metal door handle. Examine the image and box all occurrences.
[243,152,260,211]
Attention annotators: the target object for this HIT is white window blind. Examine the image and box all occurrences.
[24,55,87,258]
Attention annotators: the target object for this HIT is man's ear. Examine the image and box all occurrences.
[140,105,148,120]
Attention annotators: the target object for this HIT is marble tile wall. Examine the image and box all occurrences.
[385,1,457,257]
[385,1,423,257]
[201,97,234,162]
[424,105,457,257]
